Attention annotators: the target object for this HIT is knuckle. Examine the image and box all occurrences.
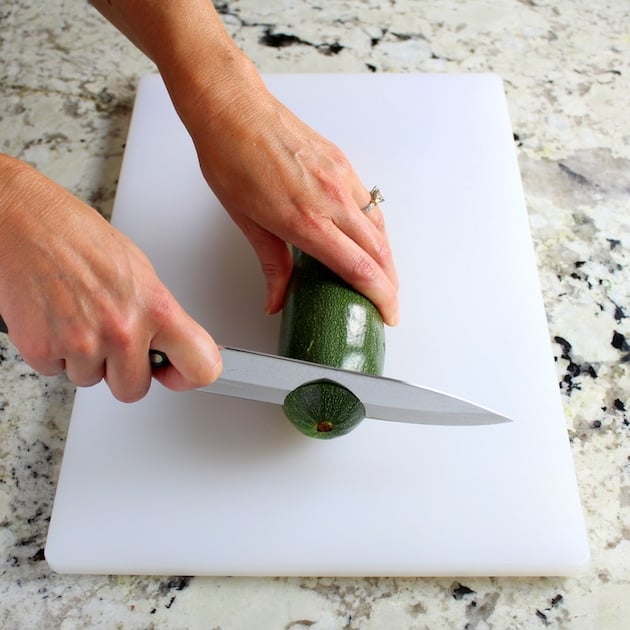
[350,252,378,284]
[146,291,177,327]
[19,340,52,367]
[65,330,99,360]
[18,338,59,374]
[112,378,151,404]
[326,144,352,174]
[261,258,292,285]
[373,234,391,264]
[288,207,330,245]
[310,158,354,209]
[370,210,387,232]
[294,203,323,230]
[319,176,348,209]
[105,316,136,354]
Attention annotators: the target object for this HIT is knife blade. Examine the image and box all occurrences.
[0,315,509,426]
[151,346,511,427]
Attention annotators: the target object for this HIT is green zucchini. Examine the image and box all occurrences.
[278,248,385,438]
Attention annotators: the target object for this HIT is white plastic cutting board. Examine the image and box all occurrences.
[45,74,589,576]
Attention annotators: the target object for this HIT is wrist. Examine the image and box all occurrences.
[0,155,34,231]
[138,3,264,128]
[161,40,269,139]
[92,1,273,152]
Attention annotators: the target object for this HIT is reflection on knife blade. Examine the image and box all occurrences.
[187,346,511,427]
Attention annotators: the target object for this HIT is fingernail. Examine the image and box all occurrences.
[264,289,282,315]
[388,307,400,327]
[203,346,223,383]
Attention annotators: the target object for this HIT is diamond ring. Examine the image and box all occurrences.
[361,186,384,214]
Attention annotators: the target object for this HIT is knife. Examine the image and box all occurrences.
[0,315,509,426]
[150,346,510,426]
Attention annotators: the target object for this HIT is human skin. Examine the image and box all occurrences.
[0,0,398,402]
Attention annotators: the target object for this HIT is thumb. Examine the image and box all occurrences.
[151,311,222,391]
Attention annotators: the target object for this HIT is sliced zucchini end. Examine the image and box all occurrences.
[282,379,366,439]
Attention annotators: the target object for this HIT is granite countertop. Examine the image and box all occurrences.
[1,1,628,628]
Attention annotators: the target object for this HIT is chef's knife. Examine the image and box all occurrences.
[0,315,509,426]
[151,346,511,426]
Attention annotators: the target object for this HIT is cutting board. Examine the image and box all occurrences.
[45,73,589,576]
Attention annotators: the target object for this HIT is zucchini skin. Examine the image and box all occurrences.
[278,249,385,438]
[279,249,385,374]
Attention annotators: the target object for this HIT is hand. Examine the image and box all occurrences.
[90,0,399,324]
[92,0,398,324]
[189,80,400,325]
[0,156,222,401]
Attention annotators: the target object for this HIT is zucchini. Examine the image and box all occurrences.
[278,248,385,438]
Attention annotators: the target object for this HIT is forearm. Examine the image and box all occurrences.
[89,0,266,132]
[0,154,54,278]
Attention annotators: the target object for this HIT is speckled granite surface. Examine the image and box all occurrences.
[0,1,628,628]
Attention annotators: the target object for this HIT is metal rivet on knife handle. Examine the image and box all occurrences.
[149,350,170,368]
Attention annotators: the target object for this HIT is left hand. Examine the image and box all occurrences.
[184,74,400,325]
[90,0,399,325]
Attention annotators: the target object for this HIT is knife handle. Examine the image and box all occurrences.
[0,314,170,370]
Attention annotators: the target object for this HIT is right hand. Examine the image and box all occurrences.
[0,156,222,402]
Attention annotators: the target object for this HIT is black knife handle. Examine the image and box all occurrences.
[149,349,171,368]
[0,313,170,370]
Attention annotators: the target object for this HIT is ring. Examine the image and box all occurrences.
[361,186,384,214]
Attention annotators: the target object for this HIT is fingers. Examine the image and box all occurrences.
[188,87,399,327]
[103,334,154,403]
[65,356,106,388]
[339,183,399,323]
[286,183,400,326]
[237,218,294,315]
[23,355,66,378]
[16,301,222,403]
[148,311,222,393]
[312,171,399,323]
[300,222,399,326]
[351,186,399,291]
[241,186,399,325]
[100,300,222,402]
[65,313,221,402]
